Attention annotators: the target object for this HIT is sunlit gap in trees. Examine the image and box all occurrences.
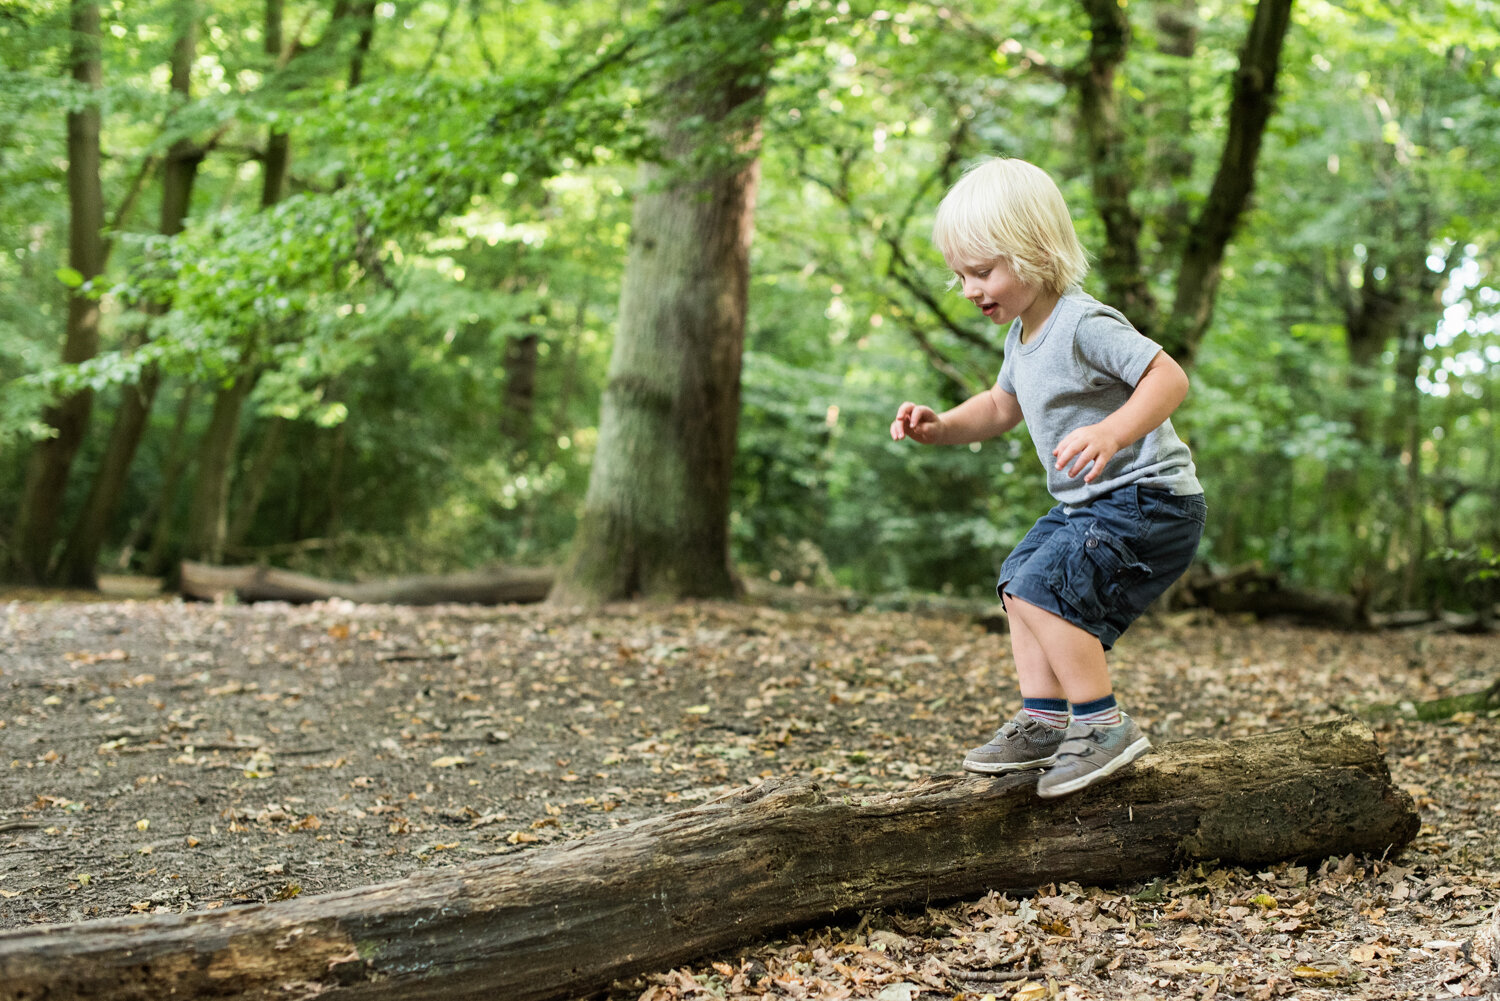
[1419,248,1497,400]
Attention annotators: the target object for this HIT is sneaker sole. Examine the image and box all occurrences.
[1034,737,1151,798]
[962,753,1059,775]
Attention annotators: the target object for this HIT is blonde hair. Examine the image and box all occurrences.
[932,157,1088,295]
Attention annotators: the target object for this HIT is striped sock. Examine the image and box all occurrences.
[1071,694,1122,727]
[1022,697,1070,729]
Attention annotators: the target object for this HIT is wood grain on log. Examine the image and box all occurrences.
[0,717,1416,1001]
[179,561,554,606]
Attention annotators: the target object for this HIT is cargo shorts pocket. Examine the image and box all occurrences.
[1047,524,1151,622]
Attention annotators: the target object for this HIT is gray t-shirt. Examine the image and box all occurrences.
[997,290,1202,506]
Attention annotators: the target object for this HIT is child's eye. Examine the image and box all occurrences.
[976,270,991,279]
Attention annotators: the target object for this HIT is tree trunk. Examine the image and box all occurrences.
[1073,0,1293,360]
[0,718,1416,1001]
[262,0,289,205]
[140,384,197,577]
[1394,319,1425,607]
[1075,0,1156,333]
[180,0,292,567]
[56,6,203,588]
[345,0,377,89]
[550,2,783,604]
[1147,0,1200,261]
[5,0,105,584]
[225,416,288,552]
[500,331,540,449]
[183,371,258,563]
[54,369,162,587]
[543,298,587,464]
[1160,0,1294,364]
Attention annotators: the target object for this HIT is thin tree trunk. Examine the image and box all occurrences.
[1148,0,1199,260]
[346,0,376,88]
[55,371,162,587]
[224,416,287,552]
[6,0,105,583]
[140,384,197,577]
[500,332,541,449]
[1160,0,1295,363]
[551,2,783,604]
[1395,321,1425,607]
[324,419,347,542]
[545,298,587,462]
[56,5,202,588]
[183,371,258,563]
[209,0,373,560]
[1075,0,1156,333]
[262,0,289,205]
[1337,247,1408,444]
[181,0,291,566]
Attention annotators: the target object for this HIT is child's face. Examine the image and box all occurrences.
[950,256,1042,326]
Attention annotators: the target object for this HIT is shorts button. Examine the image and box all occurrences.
[1085,538,1098,549]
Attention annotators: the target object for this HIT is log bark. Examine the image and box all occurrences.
[0,718,1417,1001]
[179,560,554,605]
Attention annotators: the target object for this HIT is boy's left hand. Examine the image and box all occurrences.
[1054,424,1123,483]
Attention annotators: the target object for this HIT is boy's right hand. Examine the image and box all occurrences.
[890,402,941,443]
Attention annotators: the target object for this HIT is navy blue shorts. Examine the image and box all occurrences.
[998,484,1206,650]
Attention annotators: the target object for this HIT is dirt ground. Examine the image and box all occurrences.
[1,593,1497,999]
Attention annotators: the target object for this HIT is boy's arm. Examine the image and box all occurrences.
[1053,350,1190,482]
[891,384,1023,445]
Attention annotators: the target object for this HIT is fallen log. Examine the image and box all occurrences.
[1181,564,1369,629]
[179,560,554,606]
[1368,608,1496,635]
[0,717,1416,1001]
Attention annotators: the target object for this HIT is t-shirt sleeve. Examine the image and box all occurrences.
[996,320,1020,394]
[1074,307,1162,387]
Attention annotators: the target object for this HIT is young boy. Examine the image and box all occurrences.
[890,157,1206,798]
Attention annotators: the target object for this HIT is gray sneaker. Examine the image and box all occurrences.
[1035,715,1151,798]
[963,712,1068,774]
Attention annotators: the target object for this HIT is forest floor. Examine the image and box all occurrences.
[1,590,1497,1000]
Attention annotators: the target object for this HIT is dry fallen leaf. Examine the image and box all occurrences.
[1291,964,1345,981]
[63,649,129,665]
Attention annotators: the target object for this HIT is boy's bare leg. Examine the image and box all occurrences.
[1004,594,1112,705]
[1004,593,1066,700]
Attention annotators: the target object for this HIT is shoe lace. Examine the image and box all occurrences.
[1059,728,1106,759]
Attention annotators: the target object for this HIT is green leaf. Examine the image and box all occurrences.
[54,267,85,288]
